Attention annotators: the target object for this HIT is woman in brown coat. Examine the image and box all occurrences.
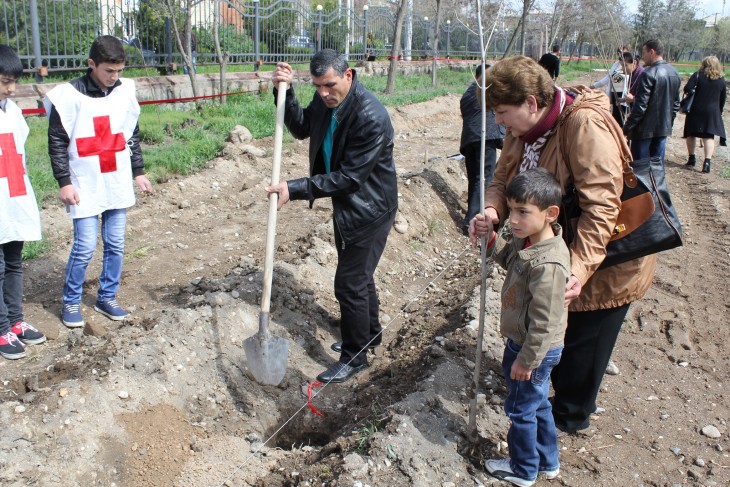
[470,56,655,436]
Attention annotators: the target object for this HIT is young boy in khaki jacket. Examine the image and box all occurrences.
[483,168,570,487]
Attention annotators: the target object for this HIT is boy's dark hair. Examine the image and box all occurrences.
[0,45,23,79]
[551,44,561,53]
[474,62,491,79]
[89,35,126,65]
[622,51,635,64]
[506,167,562,210]
[311,49,349,77]
[642,39,664,57]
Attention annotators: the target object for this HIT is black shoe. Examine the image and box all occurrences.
[686,154,696,167]
[330,341,379,353]
[702,159,711,173]
[316,361,368,383]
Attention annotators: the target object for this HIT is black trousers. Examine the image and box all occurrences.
[333,212,395,367]
[551,304,630,433]
[462,140,499,231]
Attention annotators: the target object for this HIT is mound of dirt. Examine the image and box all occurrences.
[1,90,729,487]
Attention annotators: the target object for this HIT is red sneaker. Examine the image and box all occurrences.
[0,331,26,360]
[11,321,47,345]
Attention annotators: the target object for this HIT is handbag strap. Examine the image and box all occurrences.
[557,98,638,190]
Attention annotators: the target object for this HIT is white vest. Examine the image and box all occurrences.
[0,99,42,244]
[43,79,140,219]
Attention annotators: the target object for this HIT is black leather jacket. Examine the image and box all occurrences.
[48,70,144,188]
[623,60,681,140]
[276,71,398,246]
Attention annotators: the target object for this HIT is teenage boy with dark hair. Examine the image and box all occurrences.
[44,35,153,328]
[0,45,47,359]
[538,44,561,81]
[483,167,570,487]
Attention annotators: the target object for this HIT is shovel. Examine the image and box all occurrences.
[243,81,289,386]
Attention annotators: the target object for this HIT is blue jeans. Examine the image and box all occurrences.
[631,137,667,161]
[63,209,126,305]
[502,339,563,481]
[0,241,24,334]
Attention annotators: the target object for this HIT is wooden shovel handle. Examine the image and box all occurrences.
[260,81,288,321]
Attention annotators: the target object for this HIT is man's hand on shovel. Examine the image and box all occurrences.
[265,182,290,210]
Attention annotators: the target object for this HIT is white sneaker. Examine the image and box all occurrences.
[605,359,619,375]
[540,466,560,479]
[485,458,535,487]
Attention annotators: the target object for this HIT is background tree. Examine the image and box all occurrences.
[385,0,408,94]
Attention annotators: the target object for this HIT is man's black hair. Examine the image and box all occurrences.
[506,167,562,210]
[642,39,664,57]
[551,44,561,53]
[310,49,349,77]
[0,45,23,79]
[89,35,126,65]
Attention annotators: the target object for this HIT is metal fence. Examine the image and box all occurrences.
[1,0,487,75]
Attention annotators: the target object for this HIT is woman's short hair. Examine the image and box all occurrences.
[701,56,724,81]
[482,56,555,109]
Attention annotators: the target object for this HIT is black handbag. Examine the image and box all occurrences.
[560,156,683,269]
[679,72,697,114]
[679,91,695,114]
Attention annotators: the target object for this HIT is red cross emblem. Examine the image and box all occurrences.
[75,115,126,173]
[0,132,27,198]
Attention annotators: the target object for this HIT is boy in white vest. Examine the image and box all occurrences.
[44,36,153,328]
[0,45,47,359]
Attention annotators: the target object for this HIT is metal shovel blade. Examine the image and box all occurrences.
[243,328,289,386]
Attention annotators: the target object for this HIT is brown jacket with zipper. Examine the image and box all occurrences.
[485,87,656,312]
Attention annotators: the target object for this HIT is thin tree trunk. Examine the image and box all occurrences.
[213,0,227,104]
[385,0,407,94]
[501,18,522,58]
[164,0,199,99]
[431,0,443,87]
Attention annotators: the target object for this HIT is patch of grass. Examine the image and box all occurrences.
[427,219,443,236]
[21,239,49,260]
[131,244,154,258]
[408,239,425,251]
[354,419,380,454]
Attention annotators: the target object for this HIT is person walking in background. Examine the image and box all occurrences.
[538,45,561,81]
[623,39,681,161]
[619,51,645,109]
[459,63,505,236]
[267,50,398,384]
[470,56,656,438]
[591,48,632,126]
[44,35,154,329]
[0,45,47,360]
[483,168,570,487]
[683,55,726,174]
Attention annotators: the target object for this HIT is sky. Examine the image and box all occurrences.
[622,0,726,19]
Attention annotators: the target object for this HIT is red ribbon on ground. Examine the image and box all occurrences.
[21,88,260,116]
[307,381,324,417]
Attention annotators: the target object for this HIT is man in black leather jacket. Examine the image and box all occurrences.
[622,39,681,161]
[266,50,398,383]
